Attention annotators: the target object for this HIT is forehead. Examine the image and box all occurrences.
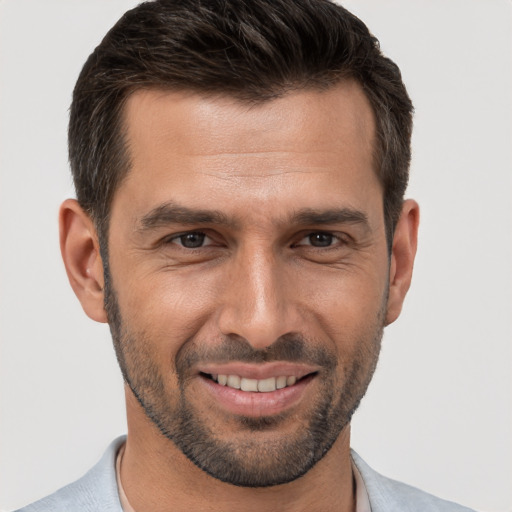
[115,82,379,220]
[123,82,375,158]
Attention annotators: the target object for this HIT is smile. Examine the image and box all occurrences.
[208,374,298,392]
[197,365,319,417]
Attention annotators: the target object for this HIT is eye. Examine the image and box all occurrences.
[307,232,334,247]
[296,232,339,248]
[170,231,211,249]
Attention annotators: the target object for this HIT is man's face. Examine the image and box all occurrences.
[106,82,390,486]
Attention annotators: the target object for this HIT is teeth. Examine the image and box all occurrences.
[241,378,258,392]
[257,377,276,392]
[227,375,241,389]
[212,374,300,392]
[286,376,296,386]
[276,376,287,389]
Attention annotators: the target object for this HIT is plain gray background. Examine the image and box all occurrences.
[0,1,510,510]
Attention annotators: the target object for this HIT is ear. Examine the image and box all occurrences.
[59,199,107,323]
[385,199,420,325]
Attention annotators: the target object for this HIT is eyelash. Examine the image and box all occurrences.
[164,231,213,249]
[293,231,349,249]
[163,230,350,250]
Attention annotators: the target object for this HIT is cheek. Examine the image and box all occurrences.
[296,263,388,334]
[113,266,223,347]
[310,274,385,395]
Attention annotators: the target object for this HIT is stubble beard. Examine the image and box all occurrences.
[104,271,384,487]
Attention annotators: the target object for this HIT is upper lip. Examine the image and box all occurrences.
[197,362,320,380]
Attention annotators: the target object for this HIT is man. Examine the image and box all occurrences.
[15,0,475,510]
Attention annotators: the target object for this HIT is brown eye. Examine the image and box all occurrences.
[175,232,207,248]
[307,233,334,247]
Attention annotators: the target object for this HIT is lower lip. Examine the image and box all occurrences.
[199,374,315,417]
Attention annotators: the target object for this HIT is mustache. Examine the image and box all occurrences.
[176,333,336,375]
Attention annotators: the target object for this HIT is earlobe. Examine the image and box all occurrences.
[385,199,420,326]
[59,199,108,323]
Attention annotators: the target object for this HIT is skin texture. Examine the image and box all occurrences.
[60,81,419,512]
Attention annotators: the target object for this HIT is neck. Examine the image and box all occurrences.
[121,390,355,512]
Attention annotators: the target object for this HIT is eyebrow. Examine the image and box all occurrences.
[291,207,369,227]
[137,202,370,232]
[138,202,236,231]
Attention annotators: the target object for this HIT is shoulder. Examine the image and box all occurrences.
[13,437,126,512]
[351,450,477,512]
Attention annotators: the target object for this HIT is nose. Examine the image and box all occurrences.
[217,244,301,350]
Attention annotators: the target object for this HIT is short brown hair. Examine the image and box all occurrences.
[69,0,413,247]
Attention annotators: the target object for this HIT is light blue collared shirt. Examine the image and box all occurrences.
[15,436,477,512]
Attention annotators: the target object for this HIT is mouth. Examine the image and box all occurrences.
[201,372,313,392]
[196,364,319,417]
